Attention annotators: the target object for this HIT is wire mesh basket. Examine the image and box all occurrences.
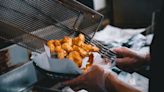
[0,0,102,49]
[0,0,116,78]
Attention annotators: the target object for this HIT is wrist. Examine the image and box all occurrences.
[144,54,150,64]
[104,72,118,92]
[100,71,111,92]
[140,53,150,65]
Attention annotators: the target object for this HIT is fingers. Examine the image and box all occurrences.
[72,86,85,91]
[116,58,131,65]
[115,58,135,72]
[112,47,132,57]
[112,47,126,53]
[90,65,104,73]
[62,65,100,85]
[115,57,128,65]
[116,57,134,66]
[53,75,85,92]
[53,82,66,89]
[61,74,88,92]
[62,74,86,88]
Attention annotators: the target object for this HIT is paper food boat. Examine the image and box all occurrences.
[31,44,104,74]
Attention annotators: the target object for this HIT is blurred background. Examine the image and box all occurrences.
[77,0,162,28]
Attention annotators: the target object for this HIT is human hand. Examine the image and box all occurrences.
[112,47,149,72]
[56,65,113,92]
[54,60,141,92]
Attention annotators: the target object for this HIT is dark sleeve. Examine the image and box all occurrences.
[149,2,164,92]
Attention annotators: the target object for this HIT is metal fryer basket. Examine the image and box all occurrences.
[0,0,102,49]
[0,0,117,81]
[0,0,116,64]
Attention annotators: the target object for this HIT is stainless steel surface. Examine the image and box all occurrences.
[0,62,37,92]
[0,61,64,92]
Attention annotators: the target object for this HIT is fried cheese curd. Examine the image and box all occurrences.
[47,34,99,68]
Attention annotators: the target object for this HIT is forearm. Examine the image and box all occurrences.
[105,73,141,92]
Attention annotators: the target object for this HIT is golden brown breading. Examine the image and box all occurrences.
[72,34,85,46]
[54,46,62,52]
[47,34,99,68]
[49,44,55,52]
[78,33,85,42]
[91,46,100,52]
[57,49,67,59]
[53,40,61,47]
[61,36,72,46]
[61,43,73,52]
[47,40,54,45]
[67,51,82,67]
[81,44,99,52]
[81,44,93,52]
[72,45,88,58]
[47,40,55,52]
[72,37,84,46]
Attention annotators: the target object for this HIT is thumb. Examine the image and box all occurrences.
[53,75,84,89]
[116,58,131,66]
[62,75,85,88]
